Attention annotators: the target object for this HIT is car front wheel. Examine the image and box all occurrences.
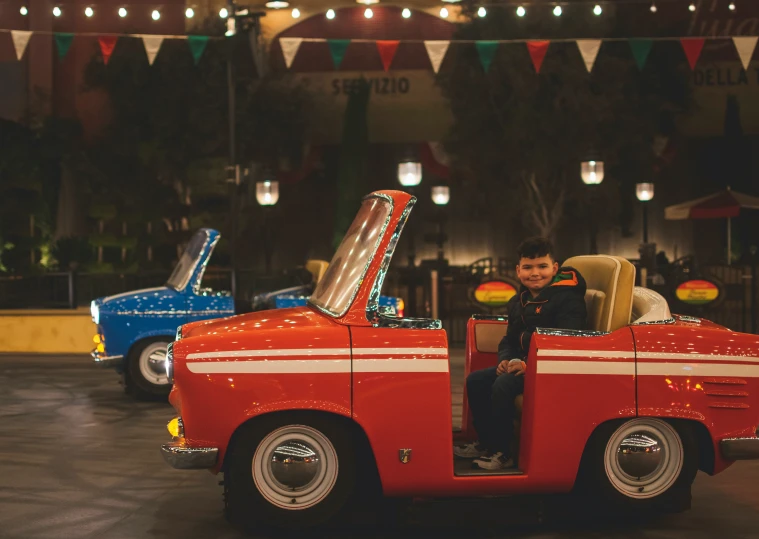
[126,339,172,398]
[224,414,356,532]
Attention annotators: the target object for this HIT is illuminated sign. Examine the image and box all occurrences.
[473,280,517,308]
[675,280,720,306]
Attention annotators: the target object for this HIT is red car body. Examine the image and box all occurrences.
[162,190,759,527]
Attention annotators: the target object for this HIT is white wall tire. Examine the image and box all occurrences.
[225,414,357,532]
[127,339,172,398]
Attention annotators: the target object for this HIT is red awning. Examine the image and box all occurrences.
[664,188,759,220]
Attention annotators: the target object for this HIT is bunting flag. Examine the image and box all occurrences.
[733,36,757,70]
[11,30,32,60]
[54,33,74,60]
[280,37,303,69]
[376,40,399,72]
[681,38,705,70]
[142,36,164,65]
[577,39,601,73]
[98,36,118,65]
[475,41,499,73]
[424,40,449,73]
[328,39,350,69]
[187,35,208,65]
[629,39,653,70]
[527,41,550,73]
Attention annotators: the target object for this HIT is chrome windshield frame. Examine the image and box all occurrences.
[308,193,394,319]
[165,229,214,294]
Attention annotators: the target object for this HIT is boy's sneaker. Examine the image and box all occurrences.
[473,452,515,470]
[453,442,489,459]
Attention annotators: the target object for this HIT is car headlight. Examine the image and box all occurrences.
[90,301,100,324]
[166,342,174,382]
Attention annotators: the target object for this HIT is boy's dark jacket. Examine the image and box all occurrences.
[497,266,588,363]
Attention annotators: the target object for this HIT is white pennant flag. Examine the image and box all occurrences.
[577,39,602,73]
[11,31,32,60]
[142,36,164,65]
[733,36,757,70]
[424,40,450,74]
[280,38,303,69]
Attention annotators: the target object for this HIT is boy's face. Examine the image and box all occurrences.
[516,255,559,293]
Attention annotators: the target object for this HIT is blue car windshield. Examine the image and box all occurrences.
[166,231,208,291]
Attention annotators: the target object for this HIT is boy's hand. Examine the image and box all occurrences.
[496,360,511,375]
[506,359,526,376]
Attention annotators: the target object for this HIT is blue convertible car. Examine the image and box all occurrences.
[91,228,402,398]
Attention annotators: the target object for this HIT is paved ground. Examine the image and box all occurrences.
[1,354,758,539]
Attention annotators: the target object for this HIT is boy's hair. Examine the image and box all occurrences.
[517,237,554,261]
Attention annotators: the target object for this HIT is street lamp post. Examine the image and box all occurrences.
[398,160,422,316]
[636,182,655,243]
[256,180,280,274]
[636,182,655,287]
[581,160,604,254]
[431,186,450,263]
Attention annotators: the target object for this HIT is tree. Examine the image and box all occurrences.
[437,4,692,251]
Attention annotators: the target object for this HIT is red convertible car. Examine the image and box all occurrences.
[162,190,759,531]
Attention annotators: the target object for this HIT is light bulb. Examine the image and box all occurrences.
[219,7,228,17]
[553,5,562,16]
[688,3,696,12]
[402,8,411,18]
[729,2,736,11]
[593,4,602,15]
[516,6,526,17]
[440,7,448,17]
[185,8,194,18]
[292,8,300,17]
[478,6,486,17]
[20,6,28,15]
[326,8,335,19]
[364,7,373,18]
[53,6,61,16]
[118,7,127,17]
[650,2,657,13]
[85,6,93,16]
[151,9,160,20]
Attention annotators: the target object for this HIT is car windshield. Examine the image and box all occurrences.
[310,197,392,317]
[166,230,208,291]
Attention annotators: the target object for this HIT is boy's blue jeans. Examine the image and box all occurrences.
[465,366,525,458]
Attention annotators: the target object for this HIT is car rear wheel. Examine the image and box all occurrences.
[580,418,698,512]
[224,414,356,532]
[126,339,172,399]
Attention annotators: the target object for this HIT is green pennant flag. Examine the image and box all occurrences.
[476,41,499,73]
[328,39,350,69]
[629,39,653,71]
[187,36,209,65]
[54,33,74,60]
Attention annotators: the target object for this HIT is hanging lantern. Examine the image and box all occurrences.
[256,180,280,206]
[636,182,655,202]
[431,186,450,206]
[397,162,422,187]
[580,160,604,185]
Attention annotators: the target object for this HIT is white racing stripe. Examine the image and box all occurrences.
[187,360,350,374]
[638,363,759,377]
[537,361,635,376]
[537,349,635,359]
[186,347,448,360]
[353,359,449,373]
[638,352,759,363]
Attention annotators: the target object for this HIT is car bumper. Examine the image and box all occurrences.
[91,349,123,368]
[720,438,759,460]
[161,440,219,469]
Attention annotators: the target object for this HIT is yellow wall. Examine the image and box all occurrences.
[0,308,96,354]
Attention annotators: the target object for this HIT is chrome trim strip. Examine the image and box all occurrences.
[309,193,394,319]
[675,315,702,324]
[161,443,219,469]
[375,317,443,329]
[109,309,235,316]
[91,351,124,367]
[191,233,221,295]
[175,326,183,341]
[720,438,759,460]
[632,317,676,326]
[471,314,508,321]
[536,328,608,337]
[166,342,174,383]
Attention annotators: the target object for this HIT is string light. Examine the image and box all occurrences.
[185,8,194,18]
[478,6,486,17]
[20,6,28,15]
[729,2,736,11]
[219,7,228,17]
[650,2,657,12]
[52,6,61,16]
[118,7,127,17]
[151,9,160,20]
[688,2,696,11]
[266,1,289,7]
[516,5,526,17]
[440,7,449,17]
[553,5,562,16]
[84,6,93,17]
[593,4,602,15]
[402,7,411,18]
[326,8,335,19]
[292,8,300,17]
[364,7,373,18]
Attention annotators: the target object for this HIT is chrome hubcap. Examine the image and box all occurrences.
[269,441,321,491]
[616,432,664,480]
[139,342,170,386]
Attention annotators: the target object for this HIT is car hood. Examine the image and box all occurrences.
[95,286,184,314]
[181,306,334,339]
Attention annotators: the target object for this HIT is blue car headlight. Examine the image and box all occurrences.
[90,301,100,325]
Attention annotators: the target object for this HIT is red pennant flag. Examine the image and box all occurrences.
[681,38,705,70]
[98,36,118,65]
[376,40,400,72]
[527,41,550,73]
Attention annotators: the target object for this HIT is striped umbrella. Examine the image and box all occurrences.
[665,188,759,264]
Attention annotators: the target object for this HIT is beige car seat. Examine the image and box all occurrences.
[304,259,330,285]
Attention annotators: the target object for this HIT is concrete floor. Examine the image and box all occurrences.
[1,354,758,539]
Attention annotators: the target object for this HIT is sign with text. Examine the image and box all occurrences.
[675,279,720,306]
[473,280,518,308]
